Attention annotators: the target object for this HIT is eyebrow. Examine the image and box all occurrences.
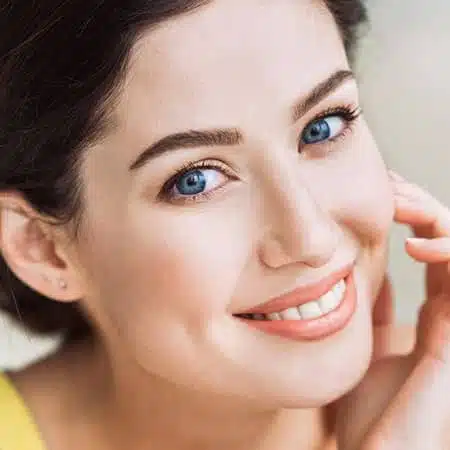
[129,69,354,171]
[291,69,354,123]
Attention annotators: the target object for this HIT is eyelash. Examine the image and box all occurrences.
[158,159,238,204]
[159,104,362,204]
[299,105,361,146]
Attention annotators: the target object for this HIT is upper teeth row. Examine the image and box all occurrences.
[250,279,346,321]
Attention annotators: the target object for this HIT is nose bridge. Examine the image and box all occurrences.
[261,162,338,268]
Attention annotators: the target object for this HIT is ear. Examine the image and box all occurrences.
[0,193,84,302]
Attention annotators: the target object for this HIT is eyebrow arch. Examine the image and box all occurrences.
[291,69,354,123]
[129,69,354,171]
[130,128,243,171]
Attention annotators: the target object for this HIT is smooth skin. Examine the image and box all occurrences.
[1,1,450,449]
[334,171,450,449]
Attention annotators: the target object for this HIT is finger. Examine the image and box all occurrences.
[415,291,450,363]
[390,178,450,238]
[406,237,450,299]
[364,353,450,450]
[372,275,395,362]
[389,170,437,207]
[425,262,448,300]
[387,169,403,182]
[394,195,450,238]
[405,237,450,263]
[373,274,395,326]
[365,294,450,449]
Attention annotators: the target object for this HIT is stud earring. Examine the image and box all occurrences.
[58,279,68,290]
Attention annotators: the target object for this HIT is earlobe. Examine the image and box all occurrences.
[0,198,84,303]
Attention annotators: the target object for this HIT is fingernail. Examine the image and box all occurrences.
[406,237,429,244]
[406,237,428,246]
[407,237,450,254]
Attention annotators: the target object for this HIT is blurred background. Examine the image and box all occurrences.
[1,0,450,369]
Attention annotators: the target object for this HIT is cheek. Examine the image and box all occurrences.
[334,129,394,305]
[82,200,255,334]
[335,173,394,245]
[326,128,394,245]
[77,200,259,381]
[308,127,393,304]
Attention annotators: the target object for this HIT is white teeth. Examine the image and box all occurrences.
[267,312,281,321]
[333,279,345,298]
[318,290,340,314]
[297,301,323,319]
[279,307,302,320]
[244,278,347,322]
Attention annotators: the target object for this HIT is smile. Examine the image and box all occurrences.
[239,278,346,321]
[235,265,357,341]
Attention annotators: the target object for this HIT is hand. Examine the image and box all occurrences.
[333,172,450,450]
[372,273,395,361]
[390,170,450,363]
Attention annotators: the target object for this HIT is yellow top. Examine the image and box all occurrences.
[0,372,46,450]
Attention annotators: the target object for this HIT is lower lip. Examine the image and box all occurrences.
[236,272,357,341]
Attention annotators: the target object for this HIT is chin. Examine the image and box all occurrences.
[254,298,374,410]
[291,353,372,408]
[281,354,373,409]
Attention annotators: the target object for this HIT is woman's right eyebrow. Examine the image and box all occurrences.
[129,128,243,171]
[129,69,354,172]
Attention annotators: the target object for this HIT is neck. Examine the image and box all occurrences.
[67,336,329,450]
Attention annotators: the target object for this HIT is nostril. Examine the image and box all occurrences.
[259,227,338,269]
[259,236,294,268]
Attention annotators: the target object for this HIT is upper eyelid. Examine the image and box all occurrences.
[160,160,236,192]
[295,105,360,136]
[298,101,360,122]
[298,108,360,147]
[159,165,237,204]
[171,159,236,178]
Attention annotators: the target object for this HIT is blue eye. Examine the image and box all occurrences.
[301,116,346,145]
[174,170,207,196]
[171,167,227,199]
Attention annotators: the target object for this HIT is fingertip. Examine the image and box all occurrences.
[405,237,450,262]
[406,237,428,246]
[388,169,405,182]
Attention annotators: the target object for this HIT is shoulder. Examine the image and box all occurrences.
[0,372,46,450]
[5,338,107,450]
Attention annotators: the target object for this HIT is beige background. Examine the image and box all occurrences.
[1,0,450,369]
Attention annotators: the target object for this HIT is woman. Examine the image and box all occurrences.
[1,1,450,449]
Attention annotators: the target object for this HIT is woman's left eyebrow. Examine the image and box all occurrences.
[291,69,354,123]
[129,69,354,172]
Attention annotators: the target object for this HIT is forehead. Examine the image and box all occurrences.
[115,0,348,138]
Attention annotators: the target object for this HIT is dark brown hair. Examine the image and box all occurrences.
[0,0,367,341]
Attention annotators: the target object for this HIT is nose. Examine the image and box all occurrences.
[259,174,338,269]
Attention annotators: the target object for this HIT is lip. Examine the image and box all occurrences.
[238,263,354,315]
[236,270,357,341]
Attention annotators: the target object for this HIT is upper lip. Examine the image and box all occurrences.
[237,263,354,315]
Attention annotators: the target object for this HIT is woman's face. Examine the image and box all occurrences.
[74,0,394,407]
